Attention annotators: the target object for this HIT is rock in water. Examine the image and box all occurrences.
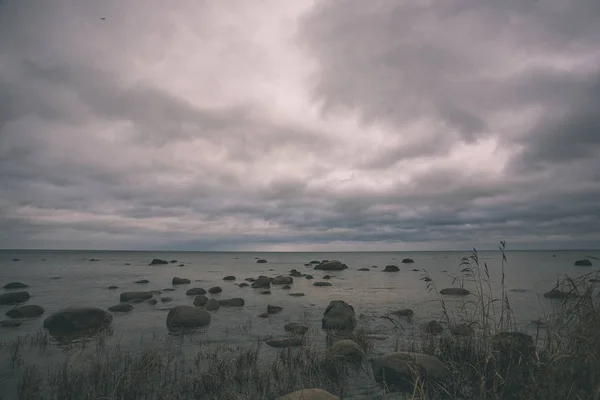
[276,389,339,400]
[119,292,153,302]
[423,320,444,335]
[3,282,28,289]
[193,295,208,307]
[166,305,210,330]
[574,259,592,266]
[172,277,191,285]
[383,265,399,272]
[440,288,470,296]
[149,259,168,265]
[314,260,348,271]
[0,291,30,305]
[313,281,332,287]
[204,298,220,311]
[186,288,206,295]
[267,305,282,314]
[322,300,356,331]
[223,276,236,281]
[272,276,293,285]
[208,286,222,294]
[5,305,44,318]
[256,259,268,263]
[284,322,309,335]
[108,303,133,312]
[134,279,149,284]
[251,276,271,289]
[219,298,245,307]
[44,307,112,335]
[0,320,22,328]
[401,258,415,264]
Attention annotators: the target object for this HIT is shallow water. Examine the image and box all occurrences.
[0,249,599,398]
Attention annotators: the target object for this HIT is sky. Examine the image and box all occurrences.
[1,0,599,251]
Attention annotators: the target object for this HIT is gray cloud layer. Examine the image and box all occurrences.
[1,0,599,250]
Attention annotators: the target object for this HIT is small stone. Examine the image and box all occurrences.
[208,286,222,294]
[223,276,236,281]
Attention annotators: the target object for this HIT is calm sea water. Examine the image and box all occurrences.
[0,249,599,398]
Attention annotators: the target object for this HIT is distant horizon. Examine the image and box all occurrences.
[2,248,599,253]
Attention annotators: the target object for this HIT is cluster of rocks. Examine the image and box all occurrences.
[1,282,45,328]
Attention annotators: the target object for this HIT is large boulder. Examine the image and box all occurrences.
[166,305,210,330]
[272,276,293,285]
[383,265,399,272]
[108,303,134,313]
[119,291,153,302]
[3,282,28,289]
[265,337,303,348]
[219,298,245,307]
[172,277,190,285]
[5,305,44,318]
[251,276,271,289]
[0,291,30,305]
[149,259,168,265]
[276,389,339,400]
[186,288,207,296]
[43,307,113,335]
[314,260,348,271]
[371,352,449,387]
[440,288,470,296]
[574,259,592,266]
[322,300,356,331]
[326,339,364,362]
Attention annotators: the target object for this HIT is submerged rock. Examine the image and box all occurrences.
[267,305,282,314]
[149,259,168,265]
[120,292,153,302]
[0,291,30,305]
[6,305,44,318]
[134,279,149,284]
[440,288,470,296]
[265,337,303,348]
[0,320,22,328]
[44,307,113,335]
[108,303,133,312]
[314,260,348,271]
[423,320,444,335]
[186,288,206,296]
[574,259,592,266]
[305,275,313,279]
[193,295,208,307]
[204,298,220,311]
[108,285,118,289]
[322,300,356,331]
[172,277,190,285]
[284,322,309,335]
[272,276,293,285]
[219,298,244,307]
[166,305,210,330]
[391,309,414,317]
[322,275,332,280]
[3,282,28,289]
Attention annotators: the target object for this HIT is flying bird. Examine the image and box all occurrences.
[101,17,106,20]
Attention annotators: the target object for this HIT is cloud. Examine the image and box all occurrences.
[0,0,599,250]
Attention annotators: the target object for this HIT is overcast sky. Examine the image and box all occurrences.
[1,0,599,251]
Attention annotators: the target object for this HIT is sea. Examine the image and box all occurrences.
[0,249,599,398]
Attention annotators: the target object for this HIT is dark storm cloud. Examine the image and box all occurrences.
[1,0,600,250]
